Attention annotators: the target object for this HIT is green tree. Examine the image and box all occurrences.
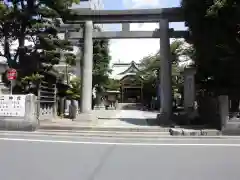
[181,0,240,95]
[66,77,81,100]
[92,27,111,92]
[0,0,79,93]
[138,40,186,100]
[104,78,120,91]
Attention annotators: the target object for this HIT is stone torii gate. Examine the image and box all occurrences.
[60,7,187,122]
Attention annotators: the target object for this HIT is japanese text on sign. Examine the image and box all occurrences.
[0,95,26,117]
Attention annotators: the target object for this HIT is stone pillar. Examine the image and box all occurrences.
[122,23,130,31]
[184,67,196,110]
[74,100,79,113]
[121,87,124,103]
[65,99,71,115]
[75,47,82,78]
[80,21,93,113]
[218,95,229,128]
[53,82,57,118]
[59,97,65,117]
[94,93,105,110]
[158,19,172,122]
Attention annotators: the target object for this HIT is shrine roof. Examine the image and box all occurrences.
[110,61,141,80]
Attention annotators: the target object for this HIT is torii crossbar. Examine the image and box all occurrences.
[62,7,186,123]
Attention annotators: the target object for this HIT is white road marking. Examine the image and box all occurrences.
[0,132,170,139]
[20,130,169,134]
[0,137,240,146]
[0,131,240,141]
[0,133,233,140]
[3,130,163,134]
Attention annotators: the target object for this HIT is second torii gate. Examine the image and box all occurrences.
[60,7,187,122]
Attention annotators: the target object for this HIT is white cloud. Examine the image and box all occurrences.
[110,23,160,64]
[110,0,161,64]
[122,0,160,8]
[109,0,187,64]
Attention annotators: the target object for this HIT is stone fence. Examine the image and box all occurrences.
[219,95,240,135]
[0,93,237,133]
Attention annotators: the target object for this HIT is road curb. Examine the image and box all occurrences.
[39,124,169,132]
[33,131,171,138]
[169,128,221,136]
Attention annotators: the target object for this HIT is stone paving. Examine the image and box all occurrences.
[39,107,165,131]
[40,110,120,126]
[39,103,221,136]
[93,110,120,119]
[98,110,159,128]
[40,109,158,127]
[39,108,221,135]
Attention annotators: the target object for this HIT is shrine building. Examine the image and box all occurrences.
[110,61,143,103]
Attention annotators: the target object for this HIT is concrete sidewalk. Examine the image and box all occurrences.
[97,110,159,128]
[39,110,169,132]
[39,120,221,135]
[39,109,118,130]
[81,110,120,119]
[39,110,222,136]
[39,118,169,132]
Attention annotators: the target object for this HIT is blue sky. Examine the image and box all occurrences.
[0,0,188,65]
[76,0,187,65]
[95,0,187,64]
[102,0,185,31]
[103,0,181,10]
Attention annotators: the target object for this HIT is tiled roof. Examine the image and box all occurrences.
[110,61,140,80]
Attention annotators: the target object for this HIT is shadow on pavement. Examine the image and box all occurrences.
[171,113,217,130]
[118,118,149,126]
[116,103,218,129]
[117,117,171,127]
[118,115,209,129]
[120,103,143,110]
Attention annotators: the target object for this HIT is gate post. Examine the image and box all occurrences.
[75,20,98,121]
[80,20,93,113]
[184,67,196,111]
[53,83,57,118]
[157,19,172,123]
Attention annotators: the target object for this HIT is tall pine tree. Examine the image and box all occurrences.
[0,0,79,92]
[92,26,112,93]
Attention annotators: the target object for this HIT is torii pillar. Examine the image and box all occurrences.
[157,19,172,124]
[75,20,96,121]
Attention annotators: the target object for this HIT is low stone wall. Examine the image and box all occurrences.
[218,95,240,135]
[197,96,221,128]
[222,122,240,135]
[169,128,221,136]
[0,94,39,131]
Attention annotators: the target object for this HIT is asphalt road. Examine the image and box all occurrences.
[0,131,240,180]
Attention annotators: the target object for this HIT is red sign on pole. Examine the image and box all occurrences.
[7,68,17,80]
